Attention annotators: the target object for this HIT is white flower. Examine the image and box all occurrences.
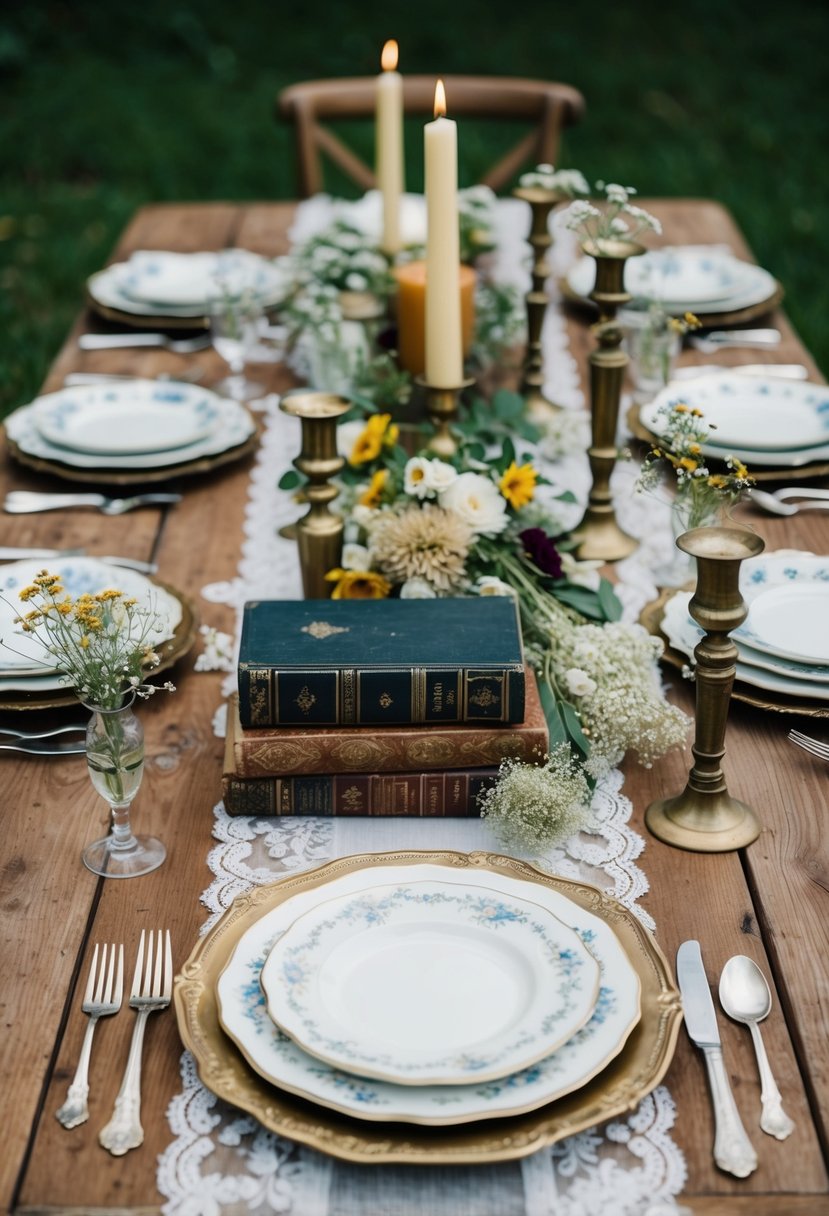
[605,183,630,204]
[426,458,458,493]
[336,419,364,460]
[342,542,370,570]
[560,552,603,591]
[565,667,598,698]
[194,625,235,673]
[404,456,433,499]
[560,199,601,229]
[438,472,508,537]
[476,575,517,598]
[351,503,379,530]
[399,577,438,598]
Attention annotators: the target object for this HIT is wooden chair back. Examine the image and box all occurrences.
[277,75,586,197]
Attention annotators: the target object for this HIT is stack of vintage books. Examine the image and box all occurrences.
[224,597,548,816]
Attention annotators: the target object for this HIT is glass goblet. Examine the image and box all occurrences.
[209,293,266,401]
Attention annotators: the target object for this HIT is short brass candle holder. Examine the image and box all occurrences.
[645,525,766,853]
[513,185,567,419]
[571,238,644,563]
[279,391,352,599]
[416,375,475,458]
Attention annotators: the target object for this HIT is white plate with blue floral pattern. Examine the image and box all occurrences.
[121,250,286,309]
[567,247,774,312]
[260,880,601,1087]
[216,863,641,1125]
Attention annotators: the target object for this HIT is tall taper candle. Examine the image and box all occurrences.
[424,79,463,388]
[376,40,403,255]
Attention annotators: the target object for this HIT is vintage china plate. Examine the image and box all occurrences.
[736,638,829,683]
[260,879,600,1087]
[739,584,829,666]
[217,863,641,1126]
[33,381,221,456]
[88,254,289,321]
[5,382,255,471]
[566,248,776,314]
[121,249,287,308]
[177,852,680,1163]
[642,375,829,456]
[0,557,183,677]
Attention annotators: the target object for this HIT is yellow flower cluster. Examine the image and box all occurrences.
[349,413,399,465]
[324,568,391,599]
[498,461,537,510]
[358,468,389,508]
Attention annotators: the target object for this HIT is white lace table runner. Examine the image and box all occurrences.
[157,198,691,1216]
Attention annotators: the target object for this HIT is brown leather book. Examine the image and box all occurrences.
[226,668,546,778]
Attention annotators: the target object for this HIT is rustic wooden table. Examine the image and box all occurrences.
[1,200,827,1216]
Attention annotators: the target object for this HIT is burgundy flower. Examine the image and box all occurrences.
[520,528,563,579]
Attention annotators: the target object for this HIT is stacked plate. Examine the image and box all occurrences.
[0,556,194,710]
[565,246,780,322]
[661,550,829,714]
[87,249,290,329]
[4,380,257,485]
[641,374,829,473]
[175,852,683,1164]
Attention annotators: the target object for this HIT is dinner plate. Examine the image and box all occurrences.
[178,851,680,1163]
[121,250,287,309]
[739,584,829,665]
[260,879,600,1086]
[736,638,829,683]
[642,375,829,456]
[5,383,255,471]
[33,381,222,456]
[217,863,641,1125]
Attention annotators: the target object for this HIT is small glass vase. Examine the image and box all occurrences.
[664,497,722,587]
[81,693,165,879]
[624,317,681,402]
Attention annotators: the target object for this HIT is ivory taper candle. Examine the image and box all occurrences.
[376,40,404,255]
[424,79,463,387]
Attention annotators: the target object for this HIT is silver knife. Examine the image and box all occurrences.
[677,940,758,1178]
[0,547,157,574]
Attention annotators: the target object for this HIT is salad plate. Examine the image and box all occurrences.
[32,381,221,456]
[120,249,287,309]
[260,879,600,1086]
[738,584,829,665]
[217,863,641,1125]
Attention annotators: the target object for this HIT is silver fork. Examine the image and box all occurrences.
[99,929,173,1156]
[56,943,124,1129]
[788,729,829,762]
[4,491,182,515]
[78,333,210,353]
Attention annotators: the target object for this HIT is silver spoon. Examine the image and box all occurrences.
[719,955,795,1140]
[747,490,829,517]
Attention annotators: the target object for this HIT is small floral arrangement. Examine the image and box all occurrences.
[638,401,754,528]
[518,164,590,197]
[560,182,662,246]
[3,571,175,709]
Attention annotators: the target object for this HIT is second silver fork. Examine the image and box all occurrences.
[788,729,829,762]
[56,943,124,1130]
[99,929,172,1156]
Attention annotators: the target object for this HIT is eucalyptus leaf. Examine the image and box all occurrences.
[556,490,579,504]
[278,469,302,491]
[598,578,623,622]
[539,682,568,749]
[561,701,591,756]
[553,584,606,620]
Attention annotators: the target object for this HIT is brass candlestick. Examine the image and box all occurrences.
[279,391,352,599]
[513,185,567,419]
[572,238,644,562]
[646,525,766,853]
[416,375,475,458]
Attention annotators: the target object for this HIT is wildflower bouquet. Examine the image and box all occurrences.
[5,571,175,708]
[559,182,662,247]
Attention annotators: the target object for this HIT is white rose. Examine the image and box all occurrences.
[560,552,603,591]
[565,668,598,698]
[351,503,378,531]
[336,419,364,461]
[400,577,438,599]
[404,456,433,499]
[476,576,517,598]
[342,543,371,571]
[438,472,508,537]
[425,458,458,494]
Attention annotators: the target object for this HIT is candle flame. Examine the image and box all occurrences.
[381,40,398,71]
[434,79,446,118]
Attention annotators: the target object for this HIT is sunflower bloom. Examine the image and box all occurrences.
[359,469,389,508]
[349,427,383,465]
[324,568,391,599]
[499,461,537,510]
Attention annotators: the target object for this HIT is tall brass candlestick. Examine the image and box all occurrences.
[646,525,766,853]
[416,375,475,458]
[280,391,352,599]
[572,238,644,562]
[513,185,566,419]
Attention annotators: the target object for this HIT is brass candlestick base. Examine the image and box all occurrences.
[513,185,569,418]
[279,391,352,599]
[645,525,766,853]
[416,375,475,458]
[572,239,644,562]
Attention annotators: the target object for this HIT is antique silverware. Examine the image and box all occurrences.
[78,333,210,353]
[788,729,829,762]
[4,491,181,516]
[0,723,86,740]
[672,363,808,381]
[0,739,87,756]
[99,929,173,1156]
[0,545,157,573]
[676,940,758,1177]
[56,943,124,1129]
[690,329,781,354]
[748,490,829,517]
[719,955,795,1141]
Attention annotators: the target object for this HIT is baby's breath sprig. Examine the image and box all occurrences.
[560,182,662,246]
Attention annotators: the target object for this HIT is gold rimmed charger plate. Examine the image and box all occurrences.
[626,403,829,484]
[559,277,784,330]
[5,425,259,488]
[174,850,682,1166]
[640,588,829,718]
[0,577,198,712]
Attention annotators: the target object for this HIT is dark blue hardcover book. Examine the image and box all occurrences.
[237,597,525,728]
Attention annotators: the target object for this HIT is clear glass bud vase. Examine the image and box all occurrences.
[81,693,165,878]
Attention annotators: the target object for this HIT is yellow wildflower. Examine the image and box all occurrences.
[688,442,702,455]
[678,457,698,472]
[499,461,537,510]
[81,635,90,649]
[350,427,383,465]
[324,568,391,600]
[18,584,40,602]
[673,404,689,414]
[359,469,389,508]
[56,601,73,615]
[707,475,727,488]
[733,461,749,480]
[95,588,123,602]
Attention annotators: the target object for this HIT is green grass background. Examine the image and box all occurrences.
[1,0,827,416]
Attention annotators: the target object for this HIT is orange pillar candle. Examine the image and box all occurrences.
[394,261,475,378]
[376,40,404,255]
